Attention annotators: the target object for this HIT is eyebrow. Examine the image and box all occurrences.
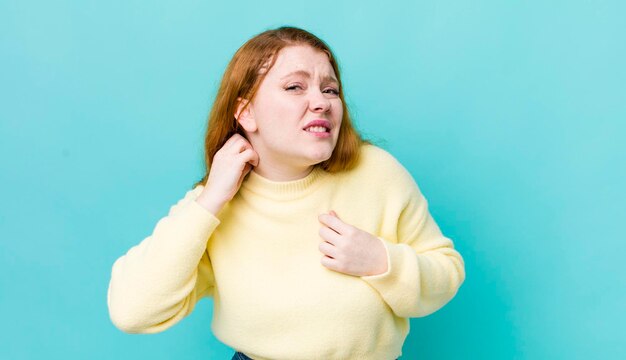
[280,70,338,84]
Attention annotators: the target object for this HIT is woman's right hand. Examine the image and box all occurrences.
[196,134,259,215]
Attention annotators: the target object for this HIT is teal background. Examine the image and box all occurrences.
[1,0,624,359]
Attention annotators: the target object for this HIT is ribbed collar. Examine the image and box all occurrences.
[241,166,328,201]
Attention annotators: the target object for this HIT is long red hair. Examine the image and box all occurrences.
[193,26,371,189]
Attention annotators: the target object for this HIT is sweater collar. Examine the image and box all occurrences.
[241,166,327,200]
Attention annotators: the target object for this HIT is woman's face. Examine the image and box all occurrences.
[237,45,343,169]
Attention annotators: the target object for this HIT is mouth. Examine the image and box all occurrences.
[303,126,331,138]
[303,119,332,135]
[303,125,330,134]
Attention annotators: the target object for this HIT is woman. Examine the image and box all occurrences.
[107,26,465,360]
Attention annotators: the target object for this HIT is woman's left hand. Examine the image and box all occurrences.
[317,210,388,277]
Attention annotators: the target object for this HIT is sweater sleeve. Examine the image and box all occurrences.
[107,185,220,334]
[360,164,466,319]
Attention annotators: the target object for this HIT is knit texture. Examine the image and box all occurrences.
[107,144,465,360]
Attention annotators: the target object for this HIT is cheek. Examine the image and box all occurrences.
[267,98,305,118]
[332,99,343,115]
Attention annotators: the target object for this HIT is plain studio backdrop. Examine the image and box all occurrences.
[1,1,624,359]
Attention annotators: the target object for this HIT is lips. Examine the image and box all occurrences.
[303,119,331,132]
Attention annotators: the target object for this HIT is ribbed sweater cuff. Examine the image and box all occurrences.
[186,199,221,238]
[359,238,420,317]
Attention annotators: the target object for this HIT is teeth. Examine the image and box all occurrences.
[306,126,327,133]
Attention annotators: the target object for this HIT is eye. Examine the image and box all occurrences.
[285,84,303,91]
[324,88,340,95]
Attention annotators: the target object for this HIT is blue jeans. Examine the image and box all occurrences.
[231,351,399,359]
[231,352,253,360]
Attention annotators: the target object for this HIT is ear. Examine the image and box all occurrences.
[235,97,257,132]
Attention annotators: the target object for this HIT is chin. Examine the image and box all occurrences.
[306,146,334,164]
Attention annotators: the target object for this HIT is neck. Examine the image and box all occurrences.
[252,160,314,182]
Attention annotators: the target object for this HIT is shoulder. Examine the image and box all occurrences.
[355,144,414,182]
[358,143,399,166]
[339,143,422,195]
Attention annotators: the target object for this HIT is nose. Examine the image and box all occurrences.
[309,89,331,113]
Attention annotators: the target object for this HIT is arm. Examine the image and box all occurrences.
[360,168,466,318]
[107,186,220,333]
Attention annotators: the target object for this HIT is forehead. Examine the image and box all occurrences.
[263,45,336,80]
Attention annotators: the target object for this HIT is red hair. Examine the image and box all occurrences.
[193,26,370,189]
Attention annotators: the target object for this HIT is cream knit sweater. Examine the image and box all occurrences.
[107,144,465,360]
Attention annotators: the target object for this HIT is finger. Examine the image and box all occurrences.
[223,133,243,149]
[224,134,250,153]
[318,241,338,259]
[242,162,252,175]
[233,139,252,154]
[236,141,258,163]
[239,148,259,167]
[320,255,340,272]
[248,148,259,167]
[318,213,352,235]
[319,226,342,245]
